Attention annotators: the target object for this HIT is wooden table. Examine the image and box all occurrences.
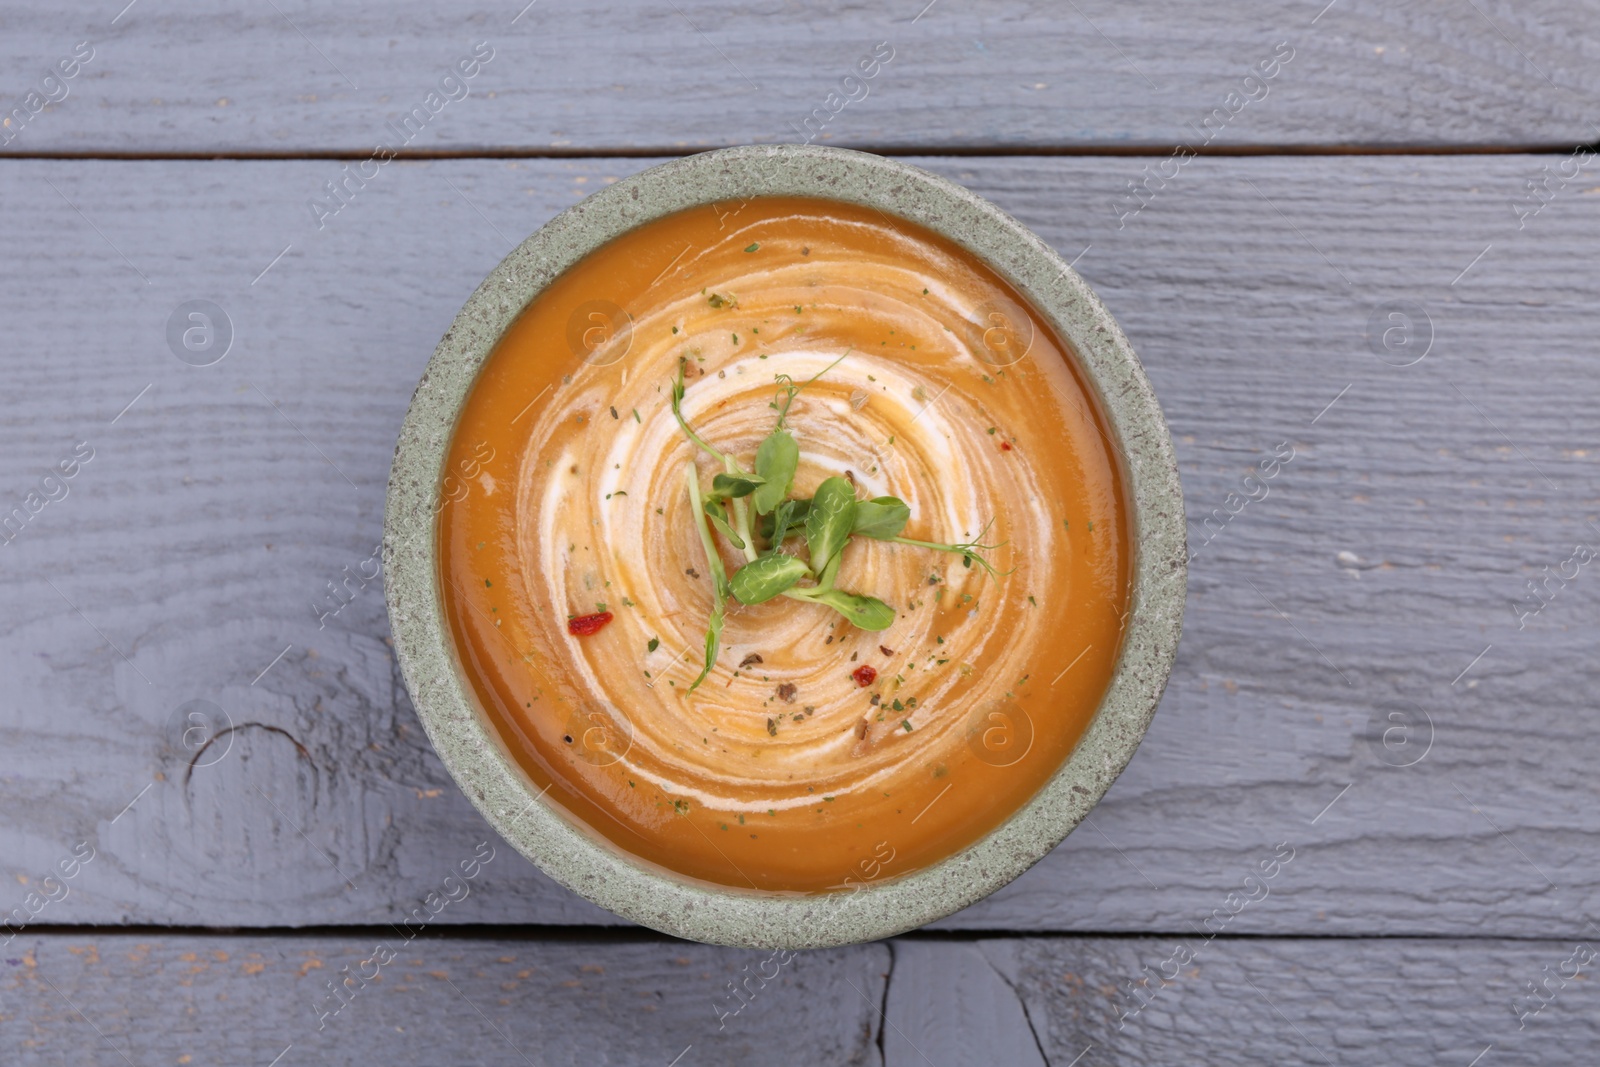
[3,2,1597,1063]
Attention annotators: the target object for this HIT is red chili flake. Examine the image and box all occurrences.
[567,611,614,636]
[999,441,1013,451]
[851,665,877,687]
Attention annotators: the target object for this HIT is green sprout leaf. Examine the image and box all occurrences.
[751,430,798,515]
[685,462,730,692]
[815,546,842,592]
[729,553,811,604]
[851,496,911,540]
[758,497,810,540]
[695,603,725,692]
[703,499,746,550]
[762,498,799,556]
[804,589,895,631]
[669,356,1000,676]
[710,471,765,500]
[805,476,856,575]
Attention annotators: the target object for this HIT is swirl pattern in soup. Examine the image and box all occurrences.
[438,197,1129,893]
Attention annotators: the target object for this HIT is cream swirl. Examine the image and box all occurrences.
[513,239,1067,815]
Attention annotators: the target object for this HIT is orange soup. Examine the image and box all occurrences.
[438,197,1129,893]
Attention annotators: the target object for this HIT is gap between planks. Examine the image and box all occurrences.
[16,923,1596,943]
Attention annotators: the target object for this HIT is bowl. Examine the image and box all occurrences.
[383,144,1185,948]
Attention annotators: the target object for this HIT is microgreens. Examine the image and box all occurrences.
[675,357,1005,691]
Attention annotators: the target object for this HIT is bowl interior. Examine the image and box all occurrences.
[383,144,1186,948]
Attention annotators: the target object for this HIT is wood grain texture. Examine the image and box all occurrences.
[1,0,1598,154]
[1,932,889,1066]
[7,932,1595,1065]
[1,154,1599,935]
[892,936,1600,1067]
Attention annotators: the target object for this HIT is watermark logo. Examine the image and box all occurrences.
[969,302,1034,367]
[1512,540,1596,630]
[789,41,894,144]
[166,698,235,769]
[308,42,496,231]
[0,41,95,147]
[1365,301,1432,367]
[0,439,94,548]
[965,698,1034,767]
[564,703,633,766]
[166,300,233,366]
[567,300,632,366]
[1363,704,1433,768]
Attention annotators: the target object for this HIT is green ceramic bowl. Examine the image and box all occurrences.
[383,144,1185,948]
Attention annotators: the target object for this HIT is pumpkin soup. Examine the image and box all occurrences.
[438,197,1129,892]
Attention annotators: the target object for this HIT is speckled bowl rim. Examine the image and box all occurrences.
[383,144,1185,949]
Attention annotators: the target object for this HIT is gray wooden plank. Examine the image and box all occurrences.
[1,153,1598,935]
[883,941,1048,1066]
[892,937,1600,1067]
[7,932,1595,1065]
[1,932,889,1066]
[1,0,1597,154]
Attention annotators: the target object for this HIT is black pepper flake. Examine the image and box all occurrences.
[609,406,618,419]
[777,682,797,703]
[740,653,764,669]
[766,718,778,737]
[850,651,858,662]
[879,645,895,657]
[686,567,700,579]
